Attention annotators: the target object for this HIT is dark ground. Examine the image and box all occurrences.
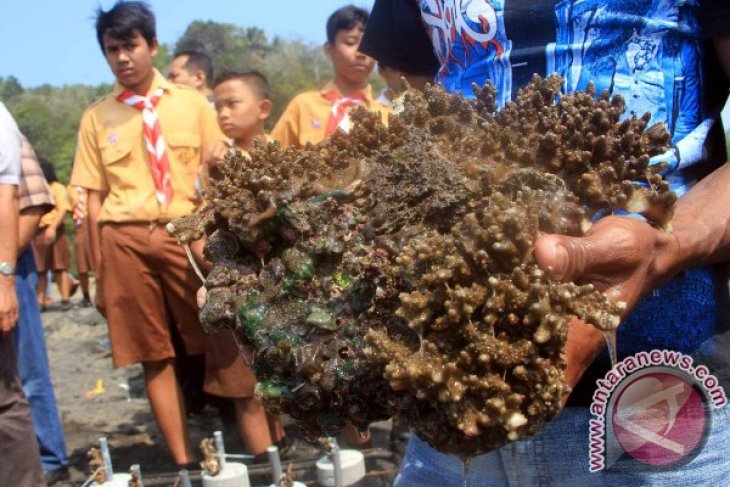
[42,286,405,486]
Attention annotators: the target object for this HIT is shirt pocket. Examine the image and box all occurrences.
[166,132,201,169]
[99,141,133,189]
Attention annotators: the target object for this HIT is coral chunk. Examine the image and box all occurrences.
[169,75,673,456]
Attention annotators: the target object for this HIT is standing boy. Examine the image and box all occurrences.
[33,159,73,311]
[208,69,286,456]
[214,70,272,153]
[272,5,386,448]
[270,5,391,148]
[70,1,222,466]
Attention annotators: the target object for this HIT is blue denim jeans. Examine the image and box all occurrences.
[396,405,730,486]
[12,247,68,472]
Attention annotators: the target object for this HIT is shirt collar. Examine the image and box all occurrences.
[112,68,172,98]
[320,80,373,103]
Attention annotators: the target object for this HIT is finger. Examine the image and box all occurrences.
[534,234,591,282]
[196,286,207,309]
[535,217,643,282]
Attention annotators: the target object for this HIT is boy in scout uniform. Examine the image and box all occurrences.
[70,1,222,466]
[208,70,288,455]
[270,5,391,148]
[214,70,273,153]
[271,5,386,448]
[33,159,74,310]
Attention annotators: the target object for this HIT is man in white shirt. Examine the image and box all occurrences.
[0,100,44,486]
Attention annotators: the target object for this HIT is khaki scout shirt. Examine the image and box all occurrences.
[39,181,70,228]
[270,81,392,149]
[71,69,223,223]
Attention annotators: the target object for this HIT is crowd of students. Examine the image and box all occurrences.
[2,2,394,485]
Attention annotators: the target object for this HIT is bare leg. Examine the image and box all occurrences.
[79,272,90,300]
[56,271,71,301]
[233,397,275,455]
[267,413,285,443]
[36,272,47,307]
[142,359,194,464]
[344,422,370,446]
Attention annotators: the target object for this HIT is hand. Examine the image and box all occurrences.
[203,140,229,170]
[43,226,56,245]
[535,215,677,308]
[533,216,680,392]
[0,277,19,336]
[196,286,207,309]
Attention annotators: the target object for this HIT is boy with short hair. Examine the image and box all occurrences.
[271,6,384,448]
[270,5,391,148]
[214,70,272,153]
[70,0,223,466]
[206,69,286,455]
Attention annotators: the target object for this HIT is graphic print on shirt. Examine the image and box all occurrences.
[419,0,710,189]
[551,0,703,143]
[419,0,513,107]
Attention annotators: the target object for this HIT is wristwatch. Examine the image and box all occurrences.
[0,262,16,276]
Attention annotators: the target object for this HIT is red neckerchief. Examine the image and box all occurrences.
[323,90,367,137]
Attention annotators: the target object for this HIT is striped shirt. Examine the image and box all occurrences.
[18,136,53,212]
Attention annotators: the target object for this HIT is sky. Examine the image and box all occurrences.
[0,0,375,88]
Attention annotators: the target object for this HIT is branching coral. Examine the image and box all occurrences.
[167,75,673,456]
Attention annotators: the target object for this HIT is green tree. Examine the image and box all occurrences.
[0,76,24,100]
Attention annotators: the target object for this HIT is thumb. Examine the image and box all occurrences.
[196,286,208,309]
[534,234,593,282]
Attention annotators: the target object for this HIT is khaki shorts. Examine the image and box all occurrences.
[33,225,70,272]
[204,329,257,398]
[74,219,94,274]
[100,223,206,367]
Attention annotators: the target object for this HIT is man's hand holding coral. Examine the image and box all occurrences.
[535,215,680,394]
